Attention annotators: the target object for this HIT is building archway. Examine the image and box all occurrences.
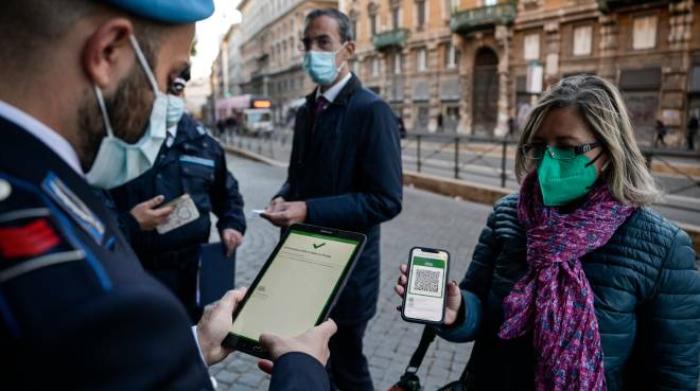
[472,47,499,136]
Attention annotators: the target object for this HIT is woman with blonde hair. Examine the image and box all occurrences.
[395,74,700,390]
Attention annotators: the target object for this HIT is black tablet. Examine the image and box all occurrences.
[222,224,366,358]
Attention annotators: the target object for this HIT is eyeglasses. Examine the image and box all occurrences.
[521,141,601,161]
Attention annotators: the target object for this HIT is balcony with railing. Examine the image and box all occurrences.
[598,0,675,13]
[450,2,517,35]
[372,29,409,51]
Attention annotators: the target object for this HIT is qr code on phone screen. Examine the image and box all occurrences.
[412,269,440,293]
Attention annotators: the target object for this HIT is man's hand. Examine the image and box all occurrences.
[394,264,462,326]
[257,319,337,374]
[221,228,243,257]
[129,195,174,231]
[266,197,286,213]
[195,288,247,365]
[262,201,307,228]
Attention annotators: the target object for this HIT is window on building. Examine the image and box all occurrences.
[392,7,400,30]
[351,18,358,40]
[633,15,657,50]
[573,25,592,56]
[484,0,497,6]
[370,13,377,36]
[372,57,380,77]
[394,53,402,74]
[416,0,426,28]
[445,43,457,69]
[417,48,427,72]
[524,33,540,61]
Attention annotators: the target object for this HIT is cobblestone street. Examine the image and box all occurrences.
[209,154,492,390]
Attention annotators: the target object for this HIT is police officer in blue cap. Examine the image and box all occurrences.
[0,1,335,389]
[109,63,247,323]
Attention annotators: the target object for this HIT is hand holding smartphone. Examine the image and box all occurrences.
[401,247,450,324]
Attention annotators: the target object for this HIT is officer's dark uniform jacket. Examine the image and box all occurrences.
[0,116,328,390]
[439,194,700,391]
[110,113,246,262]
[277,74,403,322]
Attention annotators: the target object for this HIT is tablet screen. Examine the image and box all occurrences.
[231,228,360,341]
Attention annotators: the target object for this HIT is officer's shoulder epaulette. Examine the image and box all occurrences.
[0,175,111,291]
[0,174,116,337]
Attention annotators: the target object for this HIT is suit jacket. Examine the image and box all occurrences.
[276,74,403,322]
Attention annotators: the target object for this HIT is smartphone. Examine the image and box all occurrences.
[401,247,450,324]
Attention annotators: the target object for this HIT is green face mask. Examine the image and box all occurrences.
[537,147,599,206]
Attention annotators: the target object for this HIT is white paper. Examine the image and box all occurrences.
[156,193,200,234]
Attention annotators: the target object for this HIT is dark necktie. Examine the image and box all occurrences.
[314,96,329,116]
[311,96,329,134]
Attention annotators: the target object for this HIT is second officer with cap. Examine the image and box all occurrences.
[110,65,246,322]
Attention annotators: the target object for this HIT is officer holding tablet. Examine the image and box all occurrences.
[0,0,334,389]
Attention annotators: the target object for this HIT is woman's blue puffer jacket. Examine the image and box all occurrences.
[442,194,700,391]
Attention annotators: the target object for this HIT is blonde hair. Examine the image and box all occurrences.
[514,74,661,206]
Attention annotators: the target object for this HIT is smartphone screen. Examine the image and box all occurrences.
[403,248,449,323]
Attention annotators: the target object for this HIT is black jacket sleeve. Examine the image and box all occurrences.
[5,286,213,390]
[304,100,403,229]
[211,143,246,235]
[91,187,140,244]
[268,352,330,391]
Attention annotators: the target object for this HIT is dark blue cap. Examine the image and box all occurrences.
[103,0,214,23]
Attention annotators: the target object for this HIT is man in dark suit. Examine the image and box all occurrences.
[264,8,403,391]
[0,0,335,389]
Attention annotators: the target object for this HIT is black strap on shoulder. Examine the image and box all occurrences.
[406,326,437,372]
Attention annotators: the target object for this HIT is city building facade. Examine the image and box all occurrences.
[342,0,700,146]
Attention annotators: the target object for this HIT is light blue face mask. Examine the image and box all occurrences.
[87,35,169,189]
[302,45,346,85]
[166,94,185,128]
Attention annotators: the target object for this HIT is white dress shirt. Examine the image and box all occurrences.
[166,124,178,148]
[315,72,353,104]
[0,100,83,176]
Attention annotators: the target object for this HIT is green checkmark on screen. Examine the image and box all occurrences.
[313,242,326,249]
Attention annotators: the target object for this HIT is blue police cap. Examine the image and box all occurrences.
[103,0,214,23]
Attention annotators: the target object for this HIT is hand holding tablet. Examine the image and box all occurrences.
[257,319,338,374]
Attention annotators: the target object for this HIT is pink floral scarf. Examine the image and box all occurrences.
[498,173,635,391]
